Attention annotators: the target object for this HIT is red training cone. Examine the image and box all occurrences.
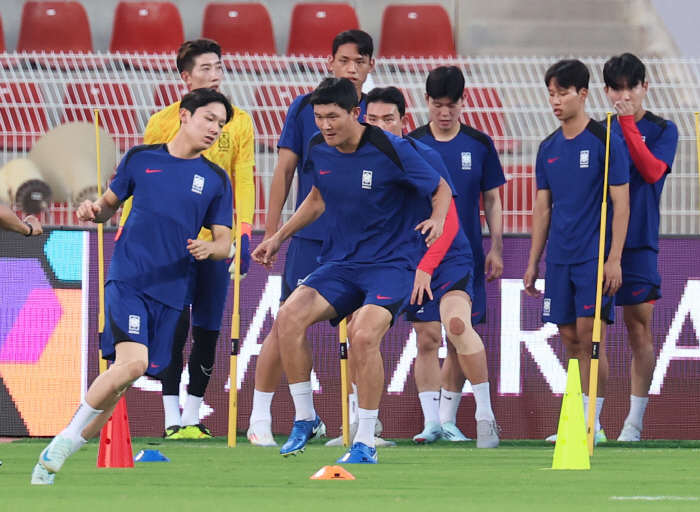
[97,396,134,468]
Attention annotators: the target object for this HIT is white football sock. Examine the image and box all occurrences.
[289,381,315,421]
[349,383,359,425]
[181,394,204,426]
[61,400,102,442]
[472,382,495,422]
[418,391,440,426]
[355,408,378,448]
[162,395,181,429]
[249,389,274,427]
[624,395,649,431]
[595,397,604,432]
[439,388,461,425]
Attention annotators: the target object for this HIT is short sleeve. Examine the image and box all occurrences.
[608,132,631,186]
[480,136,507,192]
[418,143,457,196]
[109,149,137,201]
[277,95,305,156]
[203,173,234,229]
[395,139,441,196]
[650,120,679,170]
[535,146,550,190]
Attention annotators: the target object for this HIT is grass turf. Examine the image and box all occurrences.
[2,437,699,511]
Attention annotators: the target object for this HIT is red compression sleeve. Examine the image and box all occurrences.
[417,198,459,276]
[618,115,668,184]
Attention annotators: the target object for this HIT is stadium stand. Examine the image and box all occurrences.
[252,83,315,151]
[463,87,520,153]
[378,4,455,59]
[202,3,276,57]
[109,2,183,56]
[287,3,359,57]
[0,82,49,151]
[152,83,189,110]
[17,2,93,54]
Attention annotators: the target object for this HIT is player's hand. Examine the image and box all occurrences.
[252,237,282,270]
[484,249,504,282]
[77,200,101,222]
[523,264,540,298]
[410,269,433,306]
[188,239,215,261]
[228,233,251,280]
[603,257,622,296]
[416,218,444,247]
[24,215,43,236]
[613,99,636,118]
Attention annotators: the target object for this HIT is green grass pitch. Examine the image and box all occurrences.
[3,437,699,511]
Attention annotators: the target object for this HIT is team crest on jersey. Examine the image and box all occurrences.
[192,174,205,194]
[218,132,230,149]
[580,150,589,169]
[128,315,141,334]
[362,170,373,189]
[543,298,551,316]
[461,152,472,170]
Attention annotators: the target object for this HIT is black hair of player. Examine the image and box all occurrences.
[177,38,222,74]
[309,78,359,114]
[544,59,589,92]
[426,66,465,102]
[366,86,406,117]
[332,29,374,59]
[603,53,646,90]
[181,88,233,124]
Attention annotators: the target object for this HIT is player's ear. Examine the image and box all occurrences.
[181,70,192,88]
[369,57,375,71]
[579,87,588,101]
[327,54,335,71]
[351,106,361,120]
[642,81,649,93]
[179,108,191,124]
[400,115,408,132]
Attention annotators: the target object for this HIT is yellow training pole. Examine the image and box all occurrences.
[694,112,700,215]
[94,109,107,375]
[587,112,612,454]
[228,189,243,448]
[339,319,350,447]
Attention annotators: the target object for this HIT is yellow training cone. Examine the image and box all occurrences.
[552,359,591,470]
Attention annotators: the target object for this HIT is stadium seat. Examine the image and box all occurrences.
[17,2,93,54]
[379,5,455,59]
[153,83,189,109]
[397,87,419,134]
[252,84,315,150]
[502,165,535,233]
[0,82,49,151]
[461,87,519,153]
[253,171,267,228]
[62,82,140,151]
[287,3,359,57]
[202,3,276,56]
[110,2,183,69]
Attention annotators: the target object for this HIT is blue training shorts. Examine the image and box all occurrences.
[542,259,615,325]
[615,247,661,306]
[184,256,230,330]
[404,258,474,323]
[102,280,182,377]
[281,237,323,302]
[302,262,412,326]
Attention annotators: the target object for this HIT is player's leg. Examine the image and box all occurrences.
[160,308,189,438]
[412,320,444,443]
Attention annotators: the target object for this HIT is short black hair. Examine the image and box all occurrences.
[366,86,406,117]
[332,29,373,59]
[180,88,233,124]
[544,59,589,92]
[309,78,358,114]
[603,53,646,90]
[426,66,464,103]
[177,38,222,74]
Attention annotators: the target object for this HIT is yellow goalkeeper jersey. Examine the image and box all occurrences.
[119,100,255,241]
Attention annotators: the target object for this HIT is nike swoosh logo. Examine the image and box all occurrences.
[471,311,481,317]
[146,169,163,173]
[376,295,392,300]
[444,396,452,400]
[583,305,595,310]
[42,450,52,462]
[150,363,159,368]
[440,281,452,291]
[433,397,440,401]
[312,424,322,435]
[632,289,645,296]
[201,365,213,377]
[548,158,559,164]
[320,170,331,175]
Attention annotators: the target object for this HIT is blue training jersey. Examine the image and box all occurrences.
[610,112,678,252]
[408,123,506,266]
[404,135,473,266]
[278,92,367,242]
[304,123,441,267]
[536,120,629,265]
[108,144,233,309]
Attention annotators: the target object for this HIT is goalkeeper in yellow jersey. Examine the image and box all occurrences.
[118,39,255,439]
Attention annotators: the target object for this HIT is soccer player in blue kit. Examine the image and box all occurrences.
[247,30,376,447]
[523,60,630,442]
[31,89,234,485]
[253,78,452,463]
[603,54,678,441]
[409,67,504,444]
[366,86,500,448]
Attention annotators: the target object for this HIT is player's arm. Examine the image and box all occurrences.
[417,176,451,247]
[603,183,630,296]
[263,148,299,240]
[483,187,504,282]
[524,188,552,298]
[188,224,232,261]
[253,185,325,269]
[77,188,123,224]
[0,202,42,236]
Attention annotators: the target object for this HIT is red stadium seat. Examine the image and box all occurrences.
[253,171,266,228]
[110,2,183,69]
[203,3,276,56]
[62,82,140,151]
[379,5,455,59]
[397,87,419,134]
[153,83,189,109]
[502,165,535,233]
[17,2,93,54]
[287,3,359,57]
[252,84,315,150]
[0,82,49,150]
[461,87,519,153]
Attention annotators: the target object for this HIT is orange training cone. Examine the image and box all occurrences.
[310,465,355,480]
[97,396,134,468]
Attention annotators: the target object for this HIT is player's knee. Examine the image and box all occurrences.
[416,332,441,354]
[448,317,465,336]
[127,359,148,381]
[349,329,379,356]
[276,303,305,334]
